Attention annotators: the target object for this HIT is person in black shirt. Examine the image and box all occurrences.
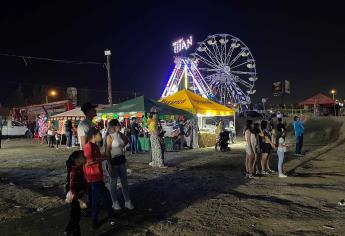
[130,118,139,154]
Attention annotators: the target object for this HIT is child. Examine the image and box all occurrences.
[47,124,55,148]
[277,131,289,178]
[83,129,115,228]
[64,150,86,236]
[55,132,61,149]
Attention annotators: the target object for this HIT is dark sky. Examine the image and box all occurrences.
[0,1,344,106]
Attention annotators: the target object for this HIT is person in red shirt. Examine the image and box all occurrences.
[83,129,114,228]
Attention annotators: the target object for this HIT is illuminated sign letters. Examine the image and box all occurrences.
[172,36,193,54]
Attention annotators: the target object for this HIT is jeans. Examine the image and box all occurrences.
[131,135,138,153]
[65,131,72,147]
[72,135,76,146]
[109,164,130,204]
[90,181,113,221]
[295,134,303,154]
[277,151,285,175]
[65,200,81,235]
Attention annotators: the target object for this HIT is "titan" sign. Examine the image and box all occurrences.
[172,36,193,54]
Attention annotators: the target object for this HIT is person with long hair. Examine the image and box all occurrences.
[148,112,166,168]
[252,123,262,175]
[260,120,276,175]
[106,119,134,211]
[244,120,256,178]
[64,150,86,236]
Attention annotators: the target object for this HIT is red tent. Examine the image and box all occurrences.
[299,93,335,107]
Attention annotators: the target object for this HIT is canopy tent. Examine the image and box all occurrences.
[159,89,235,116]
[50,107,85,121]
[100,96,192,118]
[299,93,335,107]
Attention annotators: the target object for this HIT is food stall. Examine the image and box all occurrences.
[160,89,235,147]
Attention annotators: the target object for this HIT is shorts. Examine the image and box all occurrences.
[261,143,271,154]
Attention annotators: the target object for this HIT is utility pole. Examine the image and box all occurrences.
[104,49,113,106]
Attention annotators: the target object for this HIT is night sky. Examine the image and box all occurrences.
[0,1,344,106]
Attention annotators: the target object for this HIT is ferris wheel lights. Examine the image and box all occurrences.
[249,77,258,82]
[246,63,255,69]
[207,40,217,45]
[241,51,249,57]
[231,43,241,48]
[219,38,229,44]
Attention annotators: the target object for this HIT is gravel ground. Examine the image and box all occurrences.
[0,117,344,235]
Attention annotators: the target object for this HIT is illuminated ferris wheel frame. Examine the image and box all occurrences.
[191,34,258,105]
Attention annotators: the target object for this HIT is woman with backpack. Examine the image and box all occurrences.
[106,119,134,211]
[64,150,87,236]
[260,120,276,175]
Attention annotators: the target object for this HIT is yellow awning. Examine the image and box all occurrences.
[159,89,235,116]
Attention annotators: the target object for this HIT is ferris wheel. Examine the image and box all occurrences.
[191,34,258,105]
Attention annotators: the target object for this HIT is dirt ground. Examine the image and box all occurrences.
[0,117,344,236]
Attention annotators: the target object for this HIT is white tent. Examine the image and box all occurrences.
[51,107,85,121]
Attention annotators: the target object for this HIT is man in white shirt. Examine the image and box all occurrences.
[78,102,97,150]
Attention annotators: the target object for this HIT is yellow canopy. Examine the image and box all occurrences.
[159,89,235,116]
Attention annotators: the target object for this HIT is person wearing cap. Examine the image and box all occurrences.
[78,102,97,150]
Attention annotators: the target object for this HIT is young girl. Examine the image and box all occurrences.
[64,150,86,236]
[277,132,289,178]
[259,120,276,175]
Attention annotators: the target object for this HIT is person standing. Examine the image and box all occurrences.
[106,119,134,211]
[47,123,55,148]
[293,115,305,158]
[83,129,114,228]
[71,122,78,147]
[78,102,97,150]
[64,150,86,236]
[65,120,72,149]
[229,120,236,144]
[277,132,289,178]
[244,120,256,178]
[148,112,166,168]
[252,123,262,175]
[260,120,276,175]
[130,118,139,154]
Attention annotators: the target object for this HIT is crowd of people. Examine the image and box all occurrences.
[64,103,171,235]
[243,115,306,179]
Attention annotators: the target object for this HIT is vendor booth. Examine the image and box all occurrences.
[299,93,338,116]
[160,89,236,147]
[99,96,192,151]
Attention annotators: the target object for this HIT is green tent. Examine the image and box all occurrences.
[100,96,192,118]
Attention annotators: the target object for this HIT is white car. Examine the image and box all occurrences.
[1,120,31,137]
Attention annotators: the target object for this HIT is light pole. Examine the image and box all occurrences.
[46,90,57,103]
[104,49,112,107]
[331,89,336,116]
[331,89,336,100]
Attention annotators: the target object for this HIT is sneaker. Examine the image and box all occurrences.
[109,218,115,226]
[112,201,122,211]
[338,200,345,206]
[248,174,258,179]
[267,169,276,173]
[278,174,288,178]
[261,171,270,175]
[125,200,134,210]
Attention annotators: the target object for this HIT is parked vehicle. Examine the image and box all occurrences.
[1,120,31,137]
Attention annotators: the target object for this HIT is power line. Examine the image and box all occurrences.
[0,78,139,94]
[0,52,104,65]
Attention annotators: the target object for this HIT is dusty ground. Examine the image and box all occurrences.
[0,117,344,236]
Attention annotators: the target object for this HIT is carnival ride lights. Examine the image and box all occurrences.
[191,34,258,105]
